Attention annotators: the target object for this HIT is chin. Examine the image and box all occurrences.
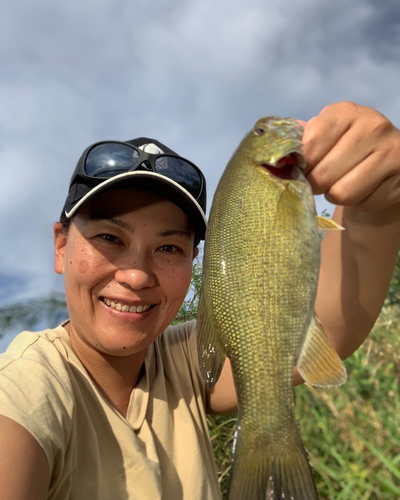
[96,329,155,357]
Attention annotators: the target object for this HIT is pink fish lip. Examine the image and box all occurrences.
[260,153,306,181]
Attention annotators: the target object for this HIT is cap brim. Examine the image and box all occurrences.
[64,171,207,240]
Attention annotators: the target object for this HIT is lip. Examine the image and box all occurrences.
[101,296,153,307]
[261,163,306,181]
[99,298,157,322]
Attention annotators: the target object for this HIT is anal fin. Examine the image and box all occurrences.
[196,291,228,389]
[297,315,347,387]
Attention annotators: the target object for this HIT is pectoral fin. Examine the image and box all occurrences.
[316,216,345,231]
[196,291,228,389]
[297,315,347,387]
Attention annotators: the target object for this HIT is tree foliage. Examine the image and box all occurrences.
[172,260,203,324]
[0,293,68,337]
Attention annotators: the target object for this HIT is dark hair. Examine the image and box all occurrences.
[59,212,71,233]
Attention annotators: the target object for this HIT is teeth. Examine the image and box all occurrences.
[103,298,151,314]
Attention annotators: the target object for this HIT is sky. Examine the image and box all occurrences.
[1,0,400,347]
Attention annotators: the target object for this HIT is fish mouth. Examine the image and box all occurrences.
[261,152,306,181]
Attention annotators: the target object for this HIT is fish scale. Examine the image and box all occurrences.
[197,117,347,499]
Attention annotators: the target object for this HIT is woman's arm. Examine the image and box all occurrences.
[293,203,400,386]
[0,416,50,500]
[316,204,400,358]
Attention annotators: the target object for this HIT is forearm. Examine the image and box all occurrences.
[315,204,400,359]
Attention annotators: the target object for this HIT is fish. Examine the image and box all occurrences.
[197,117,347,500]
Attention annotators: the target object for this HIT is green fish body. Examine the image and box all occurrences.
[197,117,346,500]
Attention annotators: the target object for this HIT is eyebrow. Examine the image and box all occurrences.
[88,213,135,233]
[157,229,192,239]
[88,212,192,238]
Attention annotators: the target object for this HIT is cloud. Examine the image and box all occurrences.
[1,0,400,303]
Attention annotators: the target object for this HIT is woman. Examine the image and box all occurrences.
[1,102,400,500]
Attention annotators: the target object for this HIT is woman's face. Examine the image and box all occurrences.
[54,188,197,358]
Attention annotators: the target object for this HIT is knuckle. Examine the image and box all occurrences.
[320,101,359,117]
[327,183,353,206]
[307,165,331,192]
[369,114,393,136]
[340,101,359,113]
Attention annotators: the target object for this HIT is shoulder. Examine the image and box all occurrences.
[154,320,201,377]
[162,319,197,341]
[157,320,198,362]
[154,320,208,399]
[0,327,75,469]
[0,327,74,396]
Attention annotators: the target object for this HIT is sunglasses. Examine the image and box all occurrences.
[71,141,205,202]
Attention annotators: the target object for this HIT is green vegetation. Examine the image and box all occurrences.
[295,306,400,500]
[0,293,68,333]
[172,260,203,325]
[0,256,399,498]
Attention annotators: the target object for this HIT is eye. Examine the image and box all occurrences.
[97,234,121,244]
[254,127,266,136]
[158,245,181,253]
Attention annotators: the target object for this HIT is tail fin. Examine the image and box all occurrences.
[228,426,319,500]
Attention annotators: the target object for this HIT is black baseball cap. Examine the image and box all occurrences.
[61,137,207,240]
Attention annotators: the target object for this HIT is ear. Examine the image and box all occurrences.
[54,223,67,275]
[193,247,199,260]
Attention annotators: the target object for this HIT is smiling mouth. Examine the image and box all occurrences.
[102,298,154,313]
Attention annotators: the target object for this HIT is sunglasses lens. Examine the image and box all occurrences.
[86,144,140,177]
[154,156,202,198]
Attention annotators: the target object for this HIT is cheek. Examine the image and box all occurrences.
[78,259,90,274]
[161,262,193,299]
[64,244,111,287]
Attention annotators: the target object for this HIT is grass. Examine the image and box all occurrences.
[207,305,400,499]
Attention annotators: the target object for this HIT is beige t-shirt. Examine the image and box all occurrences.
[0,321,222,500]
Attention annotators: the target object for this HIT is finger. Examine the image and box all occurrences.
[352,174,400,212]
[302,104,357,174]
[323,150,392,206]
[306,125,374,195]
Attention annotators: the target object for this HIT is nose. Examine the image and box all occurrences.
[114,256,157,291]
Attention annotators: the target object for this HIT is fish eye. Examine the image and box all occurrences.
[254,127,266,136]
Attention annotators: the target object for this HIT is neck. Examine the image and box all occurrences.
[66,323,147,418]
